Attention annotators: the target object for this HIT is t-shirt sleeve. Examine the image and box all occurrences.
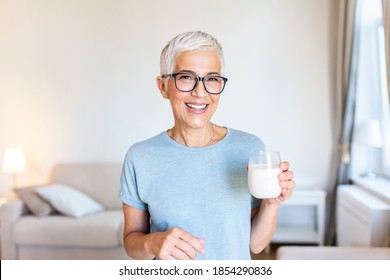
[119,149,148,211]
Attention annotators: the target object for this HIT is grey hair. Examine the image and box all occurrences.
[160,31,225,76]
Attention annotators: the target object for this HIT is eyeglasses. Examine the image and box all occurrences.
[162,72,228,95]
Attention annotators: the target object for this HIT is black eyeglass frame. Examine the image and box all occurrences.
[162,72,228,95]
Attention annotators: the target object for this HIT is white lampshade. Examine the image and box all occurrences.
[2,148,27,174]
[354,120,383,148]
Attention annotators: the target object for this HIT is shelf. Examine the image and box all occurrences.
[271,188,326,245]
[282,189,326,206]
[273,226,320,244]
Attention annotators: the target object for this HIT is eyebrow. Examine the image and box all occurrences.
[176,69,221,76]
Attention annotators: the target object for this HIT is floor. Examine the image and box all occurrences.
[251,243,320,260]
[250,244,279,260]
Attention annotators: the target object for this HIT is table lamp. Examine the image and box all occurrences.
[354,120,383,179]
[1,148,27,188]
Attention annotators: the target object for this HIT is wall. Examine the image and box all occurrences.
[0,0,334,196]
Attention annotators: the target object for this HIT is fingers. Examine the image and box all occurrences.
[279,161,290,172]
[278,161,294,185]
[277,161,295,201]
[171,239,196,260]
[177,229,206,255]
[154,227,205,260]
[278,171,295,187]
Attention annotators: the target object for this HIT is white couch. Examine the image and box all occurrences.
[1,163,130,260]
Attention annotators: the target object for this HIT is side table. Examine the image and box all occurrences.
[272,188,327,245]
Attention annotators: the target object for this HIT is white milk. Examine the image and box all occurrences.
[248,164,281,198]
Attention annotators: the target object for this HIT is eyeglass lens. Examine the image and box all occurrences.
[174,73,226,94]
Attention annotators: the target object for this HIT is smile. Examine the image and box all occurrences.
[186,103,208,111]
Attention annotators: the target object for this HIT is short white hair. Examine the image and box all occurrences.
[160,31,225,76]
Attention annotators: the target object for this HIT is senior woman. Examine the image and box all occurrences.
[119,31,295,260]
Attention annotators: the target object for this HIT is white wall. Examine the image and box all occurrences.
[0,0,334,196]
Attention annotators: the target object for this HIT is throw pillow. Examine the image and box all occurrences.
[14,186,57,216]
[35,184,104,218]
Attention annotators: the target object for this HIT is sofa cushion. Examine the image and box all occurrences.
[13,210,123,248]
[14,186,57,216]
[35,184,104,218]
[50,163,123,209]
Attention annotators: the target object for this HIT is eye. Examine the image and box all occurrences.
[205,76,222,83]
[177,74,195,81]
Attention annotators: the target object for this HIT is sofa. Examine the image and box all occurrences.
[1,163,130,260]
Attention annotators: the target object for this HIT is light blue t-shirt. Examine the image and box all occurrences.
[119,128,264,260]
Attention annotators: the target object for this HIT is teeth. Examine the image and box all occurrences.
[186,103,207,110]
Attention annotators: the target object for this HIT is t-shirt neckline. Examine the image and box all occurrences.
[163,127,231,151]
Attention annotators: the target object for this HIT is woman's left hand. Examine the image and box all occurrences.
[264,161,295,205]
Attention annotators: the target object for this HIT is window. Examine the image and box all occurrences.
[378,19,390,177]
[351,0,390,179]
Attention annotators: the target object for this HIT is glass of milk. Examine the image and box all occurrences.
[248,150,281,198]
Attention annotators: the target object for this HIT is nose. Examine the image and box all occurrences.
[191,78,208,97]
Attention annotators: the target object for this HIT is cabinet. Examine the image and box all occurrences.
[337,185,390,246]
[272,189,326,245]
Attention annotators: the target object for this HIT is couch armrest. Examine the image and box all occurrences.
[1,199,26,259]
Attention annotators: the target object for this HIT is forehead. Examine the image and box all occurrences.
[174,51,221,73]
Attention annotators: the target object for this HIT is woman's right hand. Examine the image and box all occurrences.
[148,227,205,260]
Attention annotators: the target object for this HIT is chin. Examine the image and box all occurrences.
[184,118,211,129]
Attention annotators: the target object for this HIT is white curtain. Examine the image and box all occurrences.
[383,0,390,100]
[326,0,360,246]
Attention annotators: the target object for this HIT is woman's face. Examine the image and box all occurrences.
[158,50,222,130]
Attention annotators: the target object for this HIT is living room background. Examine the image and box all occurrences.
[0,0,334,196]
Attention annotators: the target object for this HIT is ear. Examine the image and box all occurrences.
[156,76,169,99]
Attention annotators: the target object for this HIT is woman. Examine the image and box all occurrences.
[119,31,295,260]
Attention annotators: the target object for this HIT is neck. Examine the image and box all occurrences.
[169,123,215,147]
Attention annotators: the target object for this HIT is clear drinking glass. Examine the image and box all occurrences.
[248,150,281,198]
